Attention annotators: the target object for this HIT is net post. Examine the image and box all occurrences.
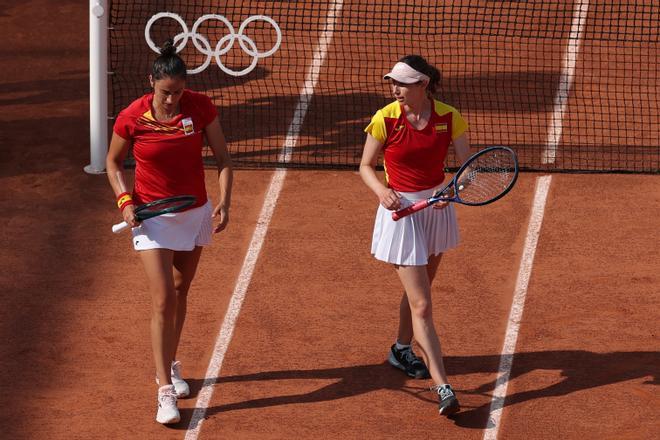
[85,0,108,175]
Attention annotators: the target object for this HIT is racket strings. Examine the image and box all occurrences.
[457,154,516,204]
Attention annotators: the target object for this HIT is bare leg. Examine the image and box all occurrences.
[139,249,176,386]
[396,292,414,345]
[395,256,450,385]
[171,246,203,360]
[396,254,444,347]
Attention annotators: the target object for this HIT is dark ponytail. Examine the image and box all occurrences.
[152,39,187,80]
[399,54,441,95]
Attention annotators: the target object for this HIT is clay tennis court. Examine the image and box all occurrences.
[1,1,658,439]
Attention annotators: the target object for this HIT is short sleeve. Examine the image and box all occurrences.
[451,109,469,140]
[199,94,218,127]
[113,110,133,140]
[364,110,387,144]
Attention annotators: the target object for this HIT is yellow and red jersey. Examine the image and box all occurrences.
[365,99,468,192]
[113,90,217,209]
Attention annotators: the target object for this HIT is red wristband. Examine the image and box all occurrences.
[119,199,134,212]
[116,192,133,210]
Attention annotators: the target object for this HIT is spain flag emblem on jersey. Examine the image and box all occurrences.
[182,117,195,135]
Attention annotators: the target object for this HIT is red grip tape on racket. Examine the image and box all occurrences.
[391,200,432,221]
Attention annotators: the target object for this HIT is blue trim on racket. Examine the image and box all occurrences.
[392,146,519,221]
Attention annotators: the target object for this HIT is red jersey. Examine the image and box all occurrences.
[113,89,218,209]
[364,100,468,192]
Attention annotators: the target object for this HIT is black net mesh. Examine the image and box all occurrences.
[109,1,659,173]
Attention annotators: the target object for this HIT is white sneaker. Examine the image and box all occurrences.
[155,360,191,398]
[156,385,180,424]
[171,360,190,398]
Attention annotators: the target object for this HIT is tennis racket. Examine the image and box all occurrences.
[112,195,197,233]
[392,146,519,221]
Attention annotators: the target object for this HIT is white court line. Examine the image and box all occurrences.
[184,2,344,439]
[483,3,588,437]
[542,0,589,164]
[482,175,551,440]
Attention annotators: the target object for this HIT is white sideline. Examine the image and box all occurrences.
[484,2,588,437]
[482,175,551,440]
[542,0,589,164]
[184,2,344,438]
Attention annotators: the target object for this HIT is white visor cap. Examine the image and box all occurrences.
[383,62,430,84]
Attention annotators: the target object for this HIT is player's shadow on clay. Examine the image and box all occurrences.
[175,350,659,430]
[447,350,659,428]
[175,362,423,430]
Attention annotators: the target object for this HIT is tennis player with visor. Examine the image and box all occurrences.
[360,55,471,416]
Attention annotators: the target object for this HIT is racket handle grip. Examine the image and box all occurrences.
[112,221,129,234]
[392,200,431,221]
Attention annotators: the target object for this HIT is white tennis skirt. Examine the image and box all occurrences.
[371,187,460,266]
[131,200,213,251]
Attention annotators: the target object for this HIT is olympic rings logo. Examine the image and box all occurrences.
[144,12,282,76]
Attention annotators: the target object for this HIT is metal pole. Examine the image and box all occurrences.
[85,0,108,174]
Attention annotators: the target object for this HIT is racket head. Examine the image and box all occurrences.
[453,146,519,206]
[134,195,197,221]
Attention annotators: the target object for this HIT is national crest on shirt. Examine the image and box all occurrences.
[182,117,195,135]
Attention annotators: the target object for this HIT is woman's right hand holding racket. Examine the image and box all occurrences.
[378,187,402,211]
[121,204,141,229]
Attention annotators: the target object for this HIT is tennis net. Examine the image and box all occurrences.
[108,1,659,173]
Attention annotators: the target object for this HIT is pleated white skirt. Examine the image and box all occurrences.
[371,187,460,266]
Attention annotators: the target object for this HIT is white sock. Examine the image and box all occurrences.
[395,341,411,350]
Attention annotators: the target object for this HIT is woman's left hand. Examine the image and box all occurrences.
[432,200,450,210]
[212,204,229,233]
[432,186,456,210]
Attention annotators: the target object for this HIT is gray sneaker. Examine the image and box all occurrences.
[432,384,460,416]
[388,344,431,379]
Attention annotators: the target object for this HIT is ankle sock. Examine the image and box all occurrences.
[395,341,411,350]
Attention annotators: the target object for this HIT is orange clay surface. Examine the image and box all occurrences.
[1,2,658,439]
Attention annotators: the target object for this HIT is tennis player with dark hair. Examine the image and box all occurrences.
[359,54,471,416]
[106,40,233,424]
